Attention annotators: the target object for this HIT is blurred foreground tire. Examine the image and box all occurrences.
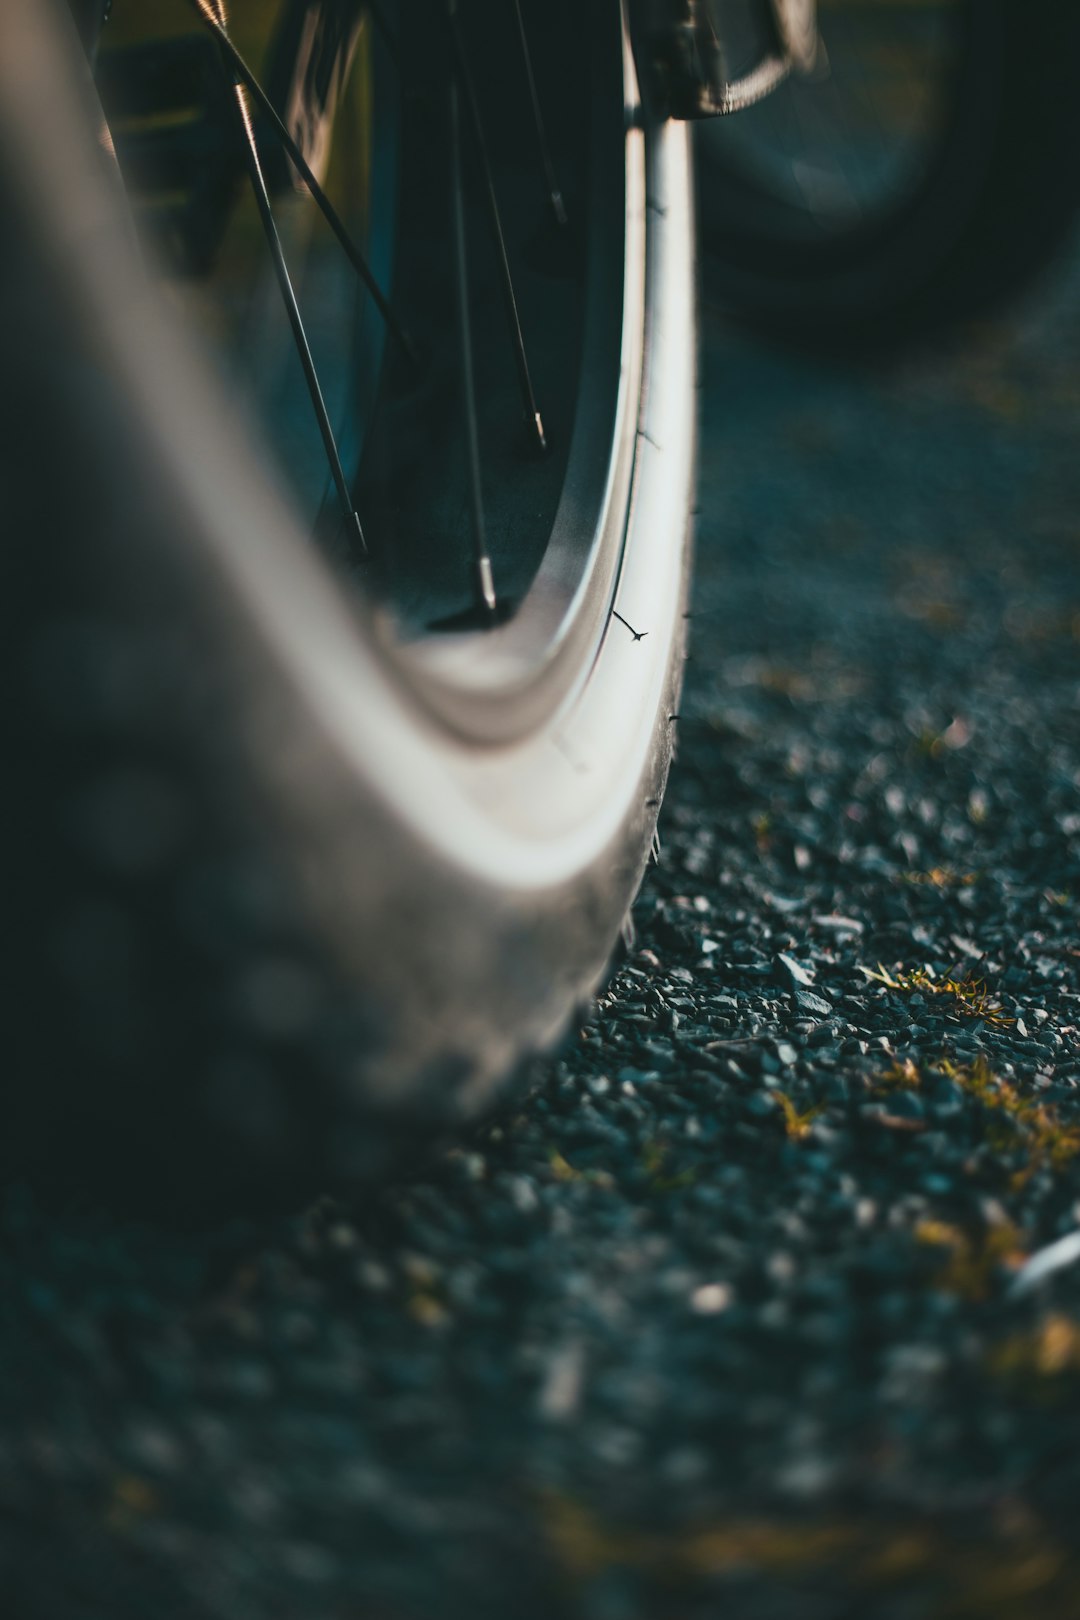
[0,0,695,1212]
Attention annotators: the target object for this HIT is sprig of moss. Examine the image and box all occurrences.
[751,810,773,855]
[538,1491,1078,1618]
[939,1056,1080,1188]
[776,1092,823,1141]
[989,1314,1080,1386]
[871,1054,1080,1190]
[915,1218,1026,1301]
[548,1149,616,1192]
[900,867,978,889]
[549,1149,580,1183]
[876,1057,922,1090]
[861,964,1014,1027]
[641,1138,697,1193]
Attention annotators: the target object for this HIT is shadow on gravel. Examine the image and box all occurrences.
[7,244,1080,1620]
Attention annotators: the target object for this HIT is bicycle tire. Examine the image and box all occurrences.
[0,0,696,1211]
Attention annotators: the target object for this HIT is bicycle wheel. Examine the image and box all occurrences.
[0,0,695,1208]
[699,0,1080,346]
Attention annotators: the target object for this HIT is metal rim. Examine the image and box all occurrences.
[88,0,643,750]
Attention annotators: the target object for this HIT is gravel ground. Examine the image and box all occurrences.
[6,242,1080,1617]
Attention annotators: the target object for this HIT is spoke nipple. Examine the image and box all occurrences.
[351,510,368,555]
[476,554,497,618]
[533,412,548,453]
[551,191,568,229]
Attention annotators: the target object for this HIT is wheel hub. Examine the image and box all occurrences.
[630,0,819,119]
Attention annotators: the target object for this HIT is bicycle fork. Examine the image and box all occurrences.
[629,0,820,119]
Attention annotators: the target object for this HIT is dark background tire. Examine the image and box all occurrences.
[699,0,1080,349]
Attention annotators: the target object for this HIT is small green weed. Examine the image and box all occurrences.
[861,964,1013,1027]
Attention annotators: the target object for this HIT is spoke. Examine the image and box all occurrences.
[185,0,416,369]
[445,0,547,453]
[512,0,567,227]
[197,0,365,552]
[450,74,497,619]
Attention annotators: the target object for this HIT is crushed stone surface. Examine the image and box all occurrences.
[5,259,1080,1620]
